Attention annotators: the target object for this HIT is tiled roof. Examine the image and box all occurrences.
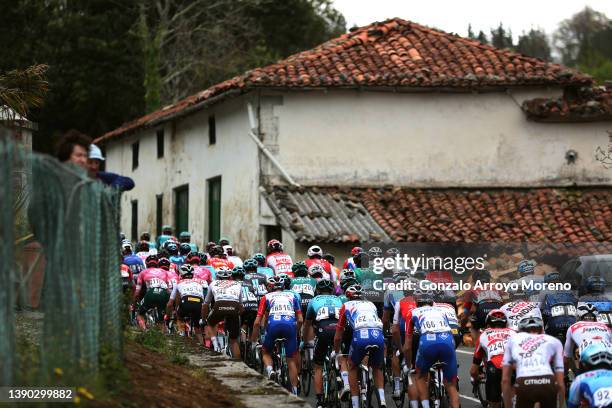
[522,84,612,122]
[96,18,590,144]
[262,186,391,243]
[265,186,612,251]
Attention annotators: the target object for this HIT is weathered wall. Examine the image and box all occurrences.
[104,95,261,256]
[258,88,611,187]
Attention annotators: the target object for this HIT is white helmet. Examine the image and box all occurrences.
[223,245,233,256]
[307,245,323,258]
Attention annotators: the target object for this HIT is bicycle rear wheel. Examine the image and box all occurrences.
[300,350,312,396]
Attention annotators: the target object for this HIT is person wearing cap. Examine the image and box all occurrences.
[88,144,135,191]
[179,231,198,253]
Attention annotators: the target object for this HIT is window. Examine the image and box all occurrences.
[174,185,189,235]
[156,129,164,158]
[132,141,139,170]
[207,177,221,242]
[265,225,282,245]
[131,200,138,241]
[156,194,163,237]
[208,115,216,145]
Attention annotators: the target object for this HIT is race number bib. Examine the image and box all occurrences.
[316,306,339,321]
[148,278,168,290]
[270,297,295,316]
[487,341,505,357]
[594,387,612,406]
[420,316,451,333]
[354,313,382,329]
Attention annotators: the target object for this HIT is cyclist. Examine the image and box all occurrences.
[178,231,198,253]
[308,263,329,282]
[334,284,386,408]
[462,269,503,343]
[135,240,151,261]
[158,256,178,289]
[234,266,259,345]
[166,264,204,340]
[251,275,303,395]
[404,289,460,408]
[501,286,543,332]
[121,263,133,292]
[304,279,345,408]
[202,267,243,358]
[223,245,243,267]
[178,242,192,260]
[289,262,317,316]
[433,289,461,348]
[265,239,294,277]
[243,258,269,300]
[323,253,341,283]
[204,241,217,258]
[164,241,183,269]
[133,257,170,330]
[252,253,274,278]
[207,245,235,271]
[305,245,333,279]
[539,271,577,344]
[579,275,610,304]
[470,310,515,408]
[122,240,145,279]
[342,246,362,270]
[564,303,612,371]
[511,259,539,300]
[156,225,175,249]
[501,316,565,408]
[186,253,212,291]
[353,252,383,316]
[140,232,156,252]
[568,342,612,408]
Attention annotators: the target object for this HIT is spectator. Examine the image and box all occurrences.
[88,144,134,191]
[56,129,91,170]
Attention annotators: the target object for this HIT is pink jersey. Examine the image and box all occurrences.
[193,266,212,289]
[164,268,179,290]
[136,268,170,292]
[266,252,294,276]
[474,327,516,368]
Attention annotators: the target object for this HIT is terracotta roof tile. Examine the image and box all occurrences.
[96,18,591,144]
[522,84,612,122]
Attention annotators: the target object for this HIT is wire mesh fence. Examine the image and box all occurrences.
[0,137,122,387]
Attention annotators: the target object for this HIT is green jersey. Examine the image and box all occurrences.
[290,276,317,311]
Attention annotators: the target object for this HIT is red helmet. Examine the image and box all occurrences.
[186,253,201,265]
[351,246,363,256]
[486,309,508,328]
[267,239,283,253]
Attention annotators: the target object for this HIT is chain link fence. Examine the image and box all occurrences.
[0,137,122,387]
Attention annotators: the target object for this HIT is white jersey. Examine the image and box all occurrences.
[500,301,542,331]
[564,321,612,359]
[266,253,294,275]
[502,332,564,378]
[475,328,516,366]
[227,255,243,267]
[409,305,452,334]
[433,302,459,328]
[170,278,204,301]
[204,280,243,303]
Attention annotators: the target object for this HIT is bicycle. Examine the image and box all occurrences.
[272,337,291,391]
[300,343,314,396]
[394,358,413,408]
[321,351,341,408]
[472,362,487,408]
[429,361,450,408]
[357,344,385,408]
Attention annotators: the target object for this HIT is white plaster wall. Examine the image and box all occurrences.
[104,96,261,256]
[267,89,611,187]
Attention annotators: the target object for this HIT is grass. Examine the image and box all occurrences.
[133,327,189,365]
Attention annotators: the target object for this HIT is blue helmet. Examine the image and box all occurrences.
[544,271,560,284]
[580,343,612,369]
[517,260,535,276]
[585,275,606,294]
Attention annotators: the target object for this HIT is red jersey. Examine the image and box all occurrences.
[164,268,179,290]
[305,258,332,274]
[207,257,235,271]
[473,327,516,368]
[266,252,294,277]
[392,296,417,326]
[136,268,170,292]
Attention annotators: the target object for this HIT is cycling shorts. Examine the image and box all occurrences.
[341,326,353,355]
[139,289,169,316]
[415,332,457,382]
[485,361,502,403]
[177,296,202,324]
[313,327,335,365]
[207,300,241,340]
[472,302,503,330]
[515,375,556,408]
[263,316,298,357]
[544,316,575,344]
[349,328,385,368]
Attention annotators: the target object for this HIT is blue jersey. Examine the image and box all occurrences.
[123,254,145,276]
[383,289,405,312]
[568,368,612,408]
[306,294,343,329]
[169,255,184,268]
[257,266,274,279]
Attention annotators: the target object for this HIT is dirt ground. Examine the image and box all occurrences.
[91,339,244,408]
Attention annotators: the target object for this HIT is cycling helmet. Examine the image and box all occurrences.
[368,247,383,259]
[577,303,599,321]
[413,269,427,280]
[232,266,245,281]
[351,247,363,256]
[517,316,543,332]
[292,261,308,277]
[179,231,191,240]
[414,288,434,306]
[307,245,323,258]
[544,271,561,284]
[165,241,179,256]
[179,263,194,279]
[323,253,335,265]
[266,276,284,291]
[179,243,191,256]
[353,252,369,268]
[472,269,491,283]
[393,269,410,283]
[340,269,356,281]
[145,254,159,268]
[580,343,612,370]
[121,240,132,253]
[243,258,258,272]
[219,238,230,247]
[316,279,334,294]
[252,253,266,267]
[216,267,232,280]
[210,245,224,257]
[386,247,400,257]
[223,245,234,256]
[585,275,606,294]
[186,252,201,265]
[136,240,149,252]
[485,309,508,328]
[267,239,283,253]
[278,273,292,290]
[205,241,217,254]
[158,257,170,270]
[198,252,208,265]
[345,284,363,300]
[162,225,173,235]
[517,259,535,276]
[341,278,358,292]
[308,264,325,279]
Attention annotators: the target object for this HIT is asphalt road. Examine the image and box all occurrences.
[303,345,482,408]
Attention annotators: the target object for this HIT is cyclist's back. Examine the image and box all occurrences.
[501,300,542,331]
